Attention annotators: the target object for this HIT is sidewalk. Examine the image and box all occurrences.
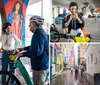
[51,70,90,85]
[52,70,67,79]
[83,72,94,85]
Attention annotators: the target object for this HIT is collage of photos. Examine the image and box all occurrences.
[50,0,100,85]
[0,0,100,85]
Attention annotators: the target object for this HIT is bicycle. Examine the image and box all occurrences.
[50,24,60,42]
[50,24,91,42]
[0,49,49,85]
[50,28,91,42]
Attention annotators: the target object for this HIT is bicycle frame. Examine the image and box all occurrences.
[50,29,90,42]
[9,53,49,85]
[14,58,34,85]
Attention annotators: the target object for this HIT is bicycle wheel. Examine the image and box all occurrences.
[0,71,21,85]
[50,30,60,42]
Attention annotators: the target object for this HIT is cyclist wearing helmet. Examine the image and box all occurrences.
[15,15,49,85]
[65,2,85,37]
[0,22,21,85]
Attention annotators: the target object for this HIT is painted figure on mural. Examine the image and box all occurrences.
[8,1,25,47]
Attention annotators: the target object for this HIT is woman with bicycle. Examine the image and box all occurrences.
[0,22,21,85]
[65,2,85,37]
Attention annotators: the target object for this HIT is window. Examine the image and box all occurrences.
[91,54,93,64]
[94,58,97,64]
[88,57,89,64]
[50,46,53,57]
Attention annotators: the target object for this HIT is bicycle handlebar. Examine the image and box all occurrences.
[9,49,21,61]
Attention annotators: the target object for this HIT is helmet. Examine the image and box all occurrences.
[63,8,66,12]
[30,15,44,25]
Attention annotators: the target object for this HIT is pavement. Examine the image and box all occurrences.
[83,73,94,85]
[52,70,67,79]
[51,70,92,85]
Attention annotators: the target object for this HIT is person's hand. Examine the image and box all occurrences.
[74,13,79,20]
[74,13,82,23]
[15,53,23,58]
[0,49,3,54]
[65,15,72,27]
[61,17,64,20]
[18,48,24,52]
[69,15,73,20]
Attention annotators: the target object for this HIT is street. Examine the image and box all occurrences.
[51,70,89,85]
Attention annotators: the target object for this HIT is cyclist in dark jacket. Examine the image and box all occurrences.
[15,15,49,85]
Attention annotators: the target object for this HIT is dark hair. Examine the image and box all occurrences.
[2,22,11,33]
[12,1,22,15]
[69,2,78,10]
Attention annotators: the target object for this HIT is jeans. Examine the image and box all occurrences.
[2,50,14,85]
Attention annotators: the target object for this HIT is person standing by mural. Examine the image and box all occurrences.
[8,1,25,47]
[0,22,21,85]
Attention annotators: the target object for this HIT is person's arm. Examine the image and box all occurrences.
[0,35,3,53]
[77,18,82,24]
[23,46,30,50]
[15,46,30,57]
[0,35,3,42]
[65,15,72,27]
[13,34,22,48]
[75,14,85,28]
[78,15,85,28]
[74,14,82,24]
[18,46,30,52]
[22,32,45,58]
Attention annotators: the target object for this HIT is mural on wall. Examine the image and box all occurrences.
[2,0,29,47]
[0,0,6,24]
[0,13,1,34]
